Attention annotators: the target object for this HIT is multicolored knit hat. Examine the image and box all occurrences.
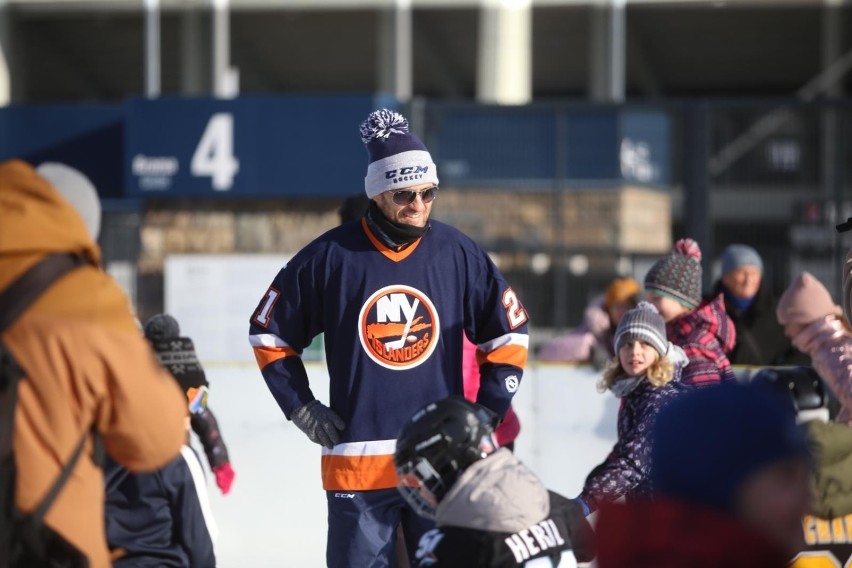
[614,302,668,357]
[644,239,703,309]
[360,109,439,199]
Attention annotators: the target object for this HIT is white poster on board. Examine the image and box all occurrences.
[165,254,291,363]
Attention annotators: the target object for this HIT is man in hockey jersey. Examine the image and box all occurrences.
[394,398,595,567]
[249,109,529,567]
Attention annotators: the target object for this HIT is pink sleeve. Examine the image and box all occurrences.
[462,335,481,402]
[538,332,595,362]
[494,405,521,446]
[463,335,521,445]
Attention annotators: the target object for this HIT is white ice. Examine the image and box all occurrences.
[201,363,618,568]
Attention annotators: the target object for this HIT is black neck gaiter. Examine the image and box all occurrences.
[365,200,429,249]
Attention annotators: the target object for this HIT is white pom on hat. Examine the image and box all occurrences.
[359,109,410,143]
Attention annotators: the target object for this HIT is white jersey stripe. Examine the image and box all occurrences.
[249,333,291,348]
[321,439,397,457]
[477,332,529,354]
[180,445,220,547]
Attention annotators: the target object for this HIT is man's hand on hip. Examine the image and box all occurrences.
[291,400,346,449]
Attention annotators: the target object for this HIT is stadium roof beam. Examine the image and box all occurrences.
[144,0,160,97]
[8,0,837,13]
[412,12,467,97]
[0,0,11,105]
[588,0,625,102]
[179,8,206,95]
[377,0,412,102]
[625,23,662,97]
[477,0,532,104]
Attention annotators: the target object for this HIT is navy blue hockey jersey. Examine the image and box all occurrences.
[249,219,529,491]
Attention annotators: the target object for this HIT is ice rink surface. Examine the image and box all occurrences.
[201,363,617,568]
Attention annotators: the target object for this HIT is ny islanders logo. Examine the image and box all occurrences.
[358,285,440,370]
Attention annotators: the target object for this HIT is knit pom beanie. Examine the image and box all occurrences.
[143,313,209,394]
[644,239,703,309]
[776,272,842,326]
[360,109,438,199]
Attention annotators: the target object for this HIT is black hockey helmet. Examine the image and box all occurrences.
[394,398,499,519]
[750,366,838,423]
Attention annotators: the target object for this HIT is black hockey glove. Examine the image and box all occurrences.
[291,400,346,449]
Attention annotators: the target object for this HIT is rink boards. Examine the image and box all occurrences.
[202,363,615,568]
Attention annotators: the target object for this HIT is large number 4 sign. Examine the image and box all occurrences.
[191,113,240,191]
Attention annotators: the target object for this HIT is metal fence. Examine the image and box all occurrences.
[97,98,852,342]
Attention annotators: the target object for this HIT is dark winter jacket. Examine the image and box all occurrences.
[667,294,737,386]
[191,408,230,470]
[105,447,217,568]
[795,421,852,567]
[712,281,807,366]
[414,448,595,566]
[595,499,791,568]
[580,346,690,513]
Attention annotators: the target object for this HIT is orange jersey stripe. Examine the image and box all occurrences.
[321,453,398,491]
[361,218,422,262]
[476,344,528,368]
[253,345,298,369]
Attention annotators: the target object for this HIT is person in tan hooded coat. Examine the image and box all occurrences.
[777,272,852,426]
[0,159,187,567]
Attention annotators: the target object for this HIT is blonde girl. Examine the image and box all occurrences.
[577,302,690,516]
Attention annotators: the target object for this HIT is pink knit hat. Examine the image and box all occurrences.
[776,272,842,325]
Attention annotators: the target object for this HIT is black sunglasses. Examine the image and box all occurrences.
[391,185,439,206]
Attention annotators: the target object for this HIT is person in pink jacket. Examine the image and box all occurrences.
[777,272,852,425]
[845,248,852,334]
[538,278,641,369]
[462,336,521,449]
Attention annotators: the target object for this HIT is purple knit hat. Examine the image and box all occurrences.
[644,239,704,309]
[360,109,439,199]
